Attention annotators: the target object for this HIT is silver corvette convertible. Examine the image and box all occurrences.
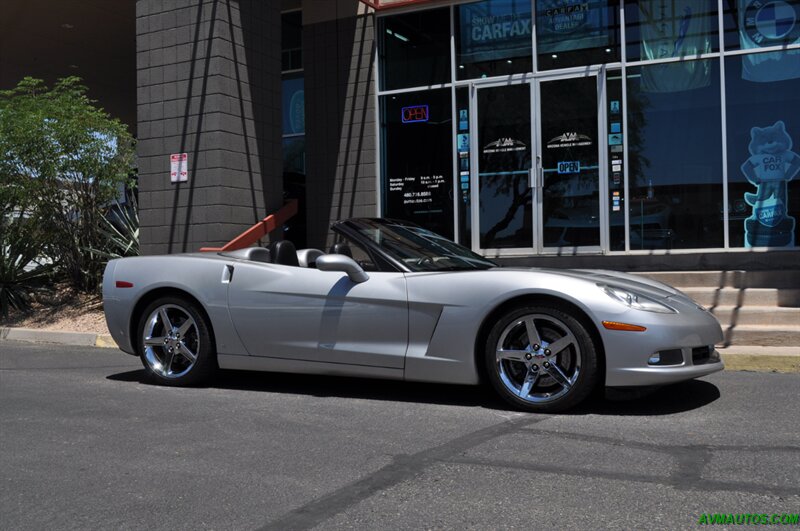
[103,218,723,412]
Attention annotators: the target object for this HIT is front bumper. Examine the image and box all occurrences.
[601,299,724,387]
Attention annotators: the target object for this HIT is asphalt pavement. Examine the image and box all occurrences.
[1,341,798,530]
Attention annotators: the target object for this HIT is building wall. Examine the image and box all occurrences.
[135,0,282,254]
[303,0,377,250]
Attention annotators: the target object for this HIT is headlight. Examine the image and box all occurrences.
[599,284,677,314]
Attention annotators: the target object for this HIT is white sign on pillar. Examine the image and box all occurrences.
[170,153,188,183]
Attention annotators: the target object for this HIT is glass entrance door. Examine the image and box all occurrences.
[471,74,605,254]
[536,74,604,252]
[472,82,533,252]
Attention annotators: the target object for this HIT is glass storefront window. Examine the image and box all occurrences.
[283,136,305,175]
[380,88,454,239]
[723,0,800,54]
[455,0,533,79]
[626,59,723,249]
[625,0,719,62]
[378,8,451,91]
[281,11,302,72]
[282,76,305,135]
[536,0,620,70]
[725,50,800,247]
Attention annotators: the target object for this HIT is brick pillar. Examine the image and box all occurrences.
[303,0,377,250]
[135,0,282,254]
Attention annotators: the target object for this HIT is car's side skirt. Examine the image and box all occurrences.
[217,354,405,381]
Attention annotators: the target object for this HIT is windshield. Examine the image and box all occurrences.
[343,219,498,272]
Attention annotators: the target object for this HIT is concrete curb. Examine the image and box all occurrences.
[0,328,118,349]
[719,346,800,373]
[1,327,799,373]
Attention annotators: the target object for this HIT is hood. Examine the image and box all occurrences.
[498,267,680,299]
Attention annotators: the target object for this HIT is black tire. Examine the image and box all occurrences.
[136,295,217,386]
[485,304,598,413]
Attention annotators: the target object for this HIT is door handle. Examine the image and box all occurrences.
[533,156,544,189]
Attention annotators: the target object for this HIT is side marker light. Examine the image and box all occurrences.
[602,321,646,332]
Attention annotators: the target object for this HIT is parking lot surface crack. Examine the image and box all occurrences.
[258,413,548,531]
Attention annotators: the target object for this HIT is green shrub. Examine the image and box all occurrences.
[0,76,135,293]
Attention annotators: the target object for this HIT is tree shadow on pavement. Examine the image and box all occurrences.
[107,369,720,416]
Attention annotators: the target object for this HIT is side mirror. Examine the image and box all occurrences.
[316,254,369,283]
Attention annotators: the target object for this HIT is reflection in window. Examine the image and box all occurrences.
[379,9,451,91]
[625,0,718,62]
[331,235,381,272]
[626,59,723,249]
[477,84,532,249]
[536,0,620,70]
[723,0,800,57]
[539,77,600,248]
[725,51,800,247]
[455,0,533,79]
[281,76,305,135]
[380,89,454,239]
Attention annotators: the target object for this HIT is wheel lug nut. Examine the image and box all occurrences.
[533,344,540,351]
[532,364,538,371]
[543,361,550,368]
[544,349,551,356]
[525,353,532,360]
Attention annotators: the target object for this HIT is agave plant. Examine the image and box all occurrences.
[89,191,140,260]
[0,217,54,318]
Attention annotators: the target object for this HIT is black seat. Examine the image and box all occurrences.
[269,240,299,267]
[330,242,353,258]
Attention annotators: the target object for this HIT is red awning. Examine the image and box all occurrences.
[358,0,441,11]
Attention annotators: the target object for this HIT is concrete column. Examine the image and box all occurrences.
[303,0,377,250]
[135,0,282,254]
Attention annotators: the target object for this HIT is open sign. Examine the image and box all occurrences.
[401,105,429,123]
[557,160,580,174]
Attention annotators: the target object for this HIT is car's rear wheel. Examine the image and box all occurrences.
[485,304,598,413]
[137,296,216,386]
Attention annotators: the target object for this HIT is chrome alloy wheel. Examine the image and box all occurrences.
[495,314,581,403]
[141,304,199,379]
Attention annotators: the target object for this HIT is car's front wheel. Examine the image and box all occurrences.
[485,304,599,413]
[137,296,216,386]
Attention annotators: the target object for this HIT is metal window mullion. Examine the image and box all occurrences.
[598,67,609,254]
[722,42,800,57]
[531,0,539,74]
[450,4,460,244]
[376,83,452,96]
[620,0,630,252]
[469,83,480,252]
[718,0,730,249]
[373,9,383,218]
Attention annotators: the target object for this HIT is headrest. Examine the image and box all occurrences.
[297,248,324,268]
[330,242,353,258]
[269,240,299,267]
